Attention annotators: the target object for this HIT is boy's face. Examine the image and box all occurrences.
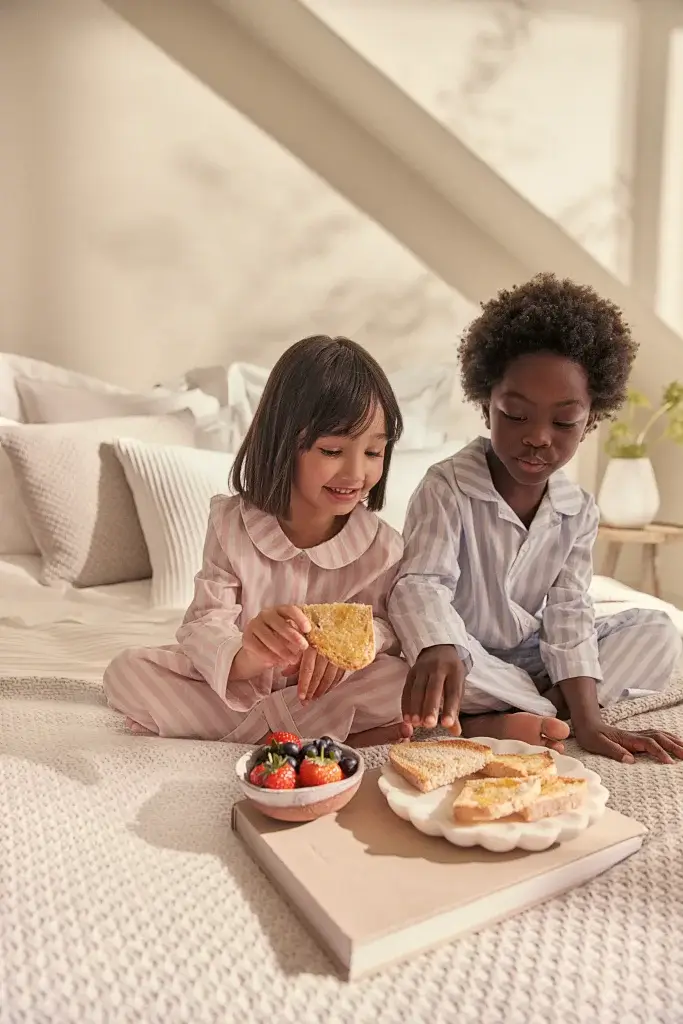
[484,351,592,486]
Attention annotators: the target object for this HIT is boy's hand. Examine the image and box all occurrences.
[294,649,346,703]
[241,605,310,671]
[574,722,683,764]
[403,645,466,732]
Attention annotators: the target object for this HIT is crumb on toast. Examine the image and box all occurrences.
[389,740,492,793]
[519,776,588,822]
[453,776,541,823]
[482,751,557,779]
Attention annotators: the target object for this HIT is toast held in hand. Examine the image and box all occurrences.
[300,603,375,672]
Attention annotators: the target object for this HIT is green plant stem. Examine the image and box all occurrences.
[636,404,670,447]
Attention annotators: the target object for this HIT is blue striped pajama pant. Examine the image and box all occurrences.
[459,608,682,717]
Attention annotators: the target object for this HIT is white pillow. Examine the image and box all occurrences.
[183,361,459,452]
[0,417,39,555]
[15,376,219,425]
[380,441,463,531]
[113,439,235,609]
[0,353,128,421]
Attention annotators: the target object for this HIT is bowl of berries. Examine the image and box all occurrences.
[236,731,364,822]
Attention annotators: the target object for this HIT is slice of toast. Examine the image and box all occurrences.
[482,751,557,779]
[453,777,542,823]
[519,776,588,822]
[300,603,375,672]
[389,740,492,793]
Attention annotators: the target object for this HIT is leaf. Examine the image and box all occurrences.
[606,443,648,459]
[664,415,683,443]
[606,421,633,443]
[663,380,683,408]
[626,388,650,409]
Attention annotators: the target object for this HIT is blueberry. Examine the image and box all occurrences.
[299,741,319,761]
[325,743,343,763]
[281,741,300,758]
[317,736,337,756]
[339,755,359,778]
[283,755,298,770]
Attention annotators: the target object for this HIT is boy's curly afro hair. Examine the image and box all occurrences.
[458,273,638,425]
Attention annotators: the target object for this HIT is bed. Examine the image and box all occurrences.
[2,355,683,1024]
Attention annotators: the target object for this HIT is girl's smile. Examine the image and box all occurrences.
[289,403,388,537]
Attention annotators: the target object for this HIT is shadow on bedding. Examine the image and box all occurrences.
[131,778,331,977]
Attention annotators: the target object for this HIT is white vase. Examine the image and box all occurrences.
[597,457,660,528]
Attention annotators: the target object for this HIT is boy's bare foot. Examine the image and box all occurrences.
[125,716,156,736]
[459,712,570,753]
[347,722,414,748]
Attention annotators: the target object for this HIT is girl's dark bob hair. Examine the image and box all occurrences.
[230,335,403,518]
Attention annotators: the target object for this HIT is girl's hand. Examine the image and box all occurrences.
[241,605,310,671]
[293,648,346,703]
[574,723,683,764]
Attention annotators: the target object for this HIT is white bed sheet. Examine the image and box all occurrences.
[0,556,181,681]
[1,557,682,684]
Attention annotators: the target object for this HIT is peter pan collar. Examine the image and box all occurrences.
[240,499,380,569]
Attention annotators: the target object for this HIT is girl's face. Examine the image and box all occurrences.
[485,351,592,487]
[292,405,388,518]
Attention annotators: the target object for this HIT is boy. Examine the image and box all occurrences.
[389,273,683,763]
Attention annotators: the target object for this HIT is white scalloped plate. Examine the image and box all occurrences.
[378,737,609,853]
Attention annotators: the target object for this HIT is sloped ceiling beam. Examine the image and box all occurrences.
[103,0,683,366]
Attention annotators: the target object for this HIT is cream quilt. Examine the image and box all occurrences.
[2,675,683,1024]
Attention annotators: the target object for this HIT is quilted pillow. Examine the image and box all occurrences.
[0,417,38,555]
[0,415,196,587]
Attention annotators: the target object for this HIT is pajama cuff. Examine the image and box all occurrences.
[373,617,399,657]
[540,641,602,685]
[214,634,245,698]
[402,630,472,669]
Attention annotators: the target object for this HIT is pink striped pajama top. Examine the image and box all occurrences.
[103,495,408,741]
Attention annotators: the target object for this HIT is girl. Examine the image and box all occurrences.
[104,336,413,747]
[390,273,683,763]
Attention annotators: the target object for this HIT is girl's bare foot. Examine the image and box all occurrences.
[347,722,413,748]
[125,716,156,736]
[459,712,570,752]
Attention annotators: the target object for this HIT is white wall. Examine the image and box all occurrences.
[0,0,640,391]
[310,0,631,280]
[0,0,477,396]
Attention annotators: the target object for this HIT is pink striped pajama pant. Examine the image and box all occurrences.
[103,645,407,742]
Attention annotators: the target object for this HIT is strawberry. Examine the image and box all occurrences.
[265,731,300,747]
[248,753,296,790]
[249,762,269,787]
[264,761,297,791]
[299,754,344,788]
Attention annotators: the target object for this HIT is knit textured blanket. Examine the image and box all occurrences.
[2,674,683,1024]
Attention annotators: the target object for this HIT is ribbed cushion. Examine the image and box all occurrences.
[0,415,196,587]
[112,439,235,609]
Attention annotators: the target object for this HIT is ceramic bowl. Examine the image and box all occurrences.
[235,740,365,822]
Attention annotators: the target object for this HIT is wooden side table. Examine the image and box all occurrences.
[598,522,683,598]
